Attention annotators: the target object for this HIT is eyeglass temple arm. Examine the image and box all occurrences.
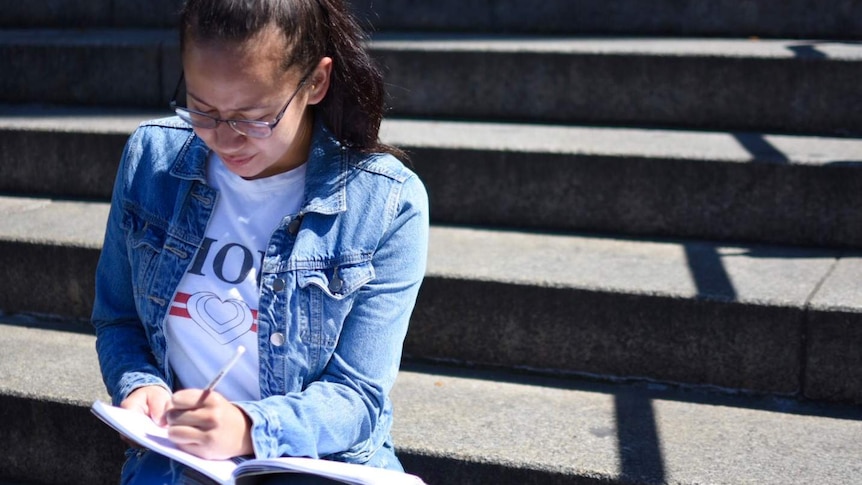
[170,71,185,105]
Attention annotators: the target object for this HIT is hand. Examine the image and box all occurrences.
[163,389,254,460]
[119,386,172,447]
[120,385,172,424]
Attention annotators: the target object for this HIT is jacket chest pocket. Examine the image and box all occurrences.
[295,259,375,352]
[122,210,168,298]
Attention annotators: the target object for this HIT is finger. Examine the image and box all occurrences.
[148,392,171,425]
[155,398,170,427]
[164,406,191,426]
[167,424,221,457]
[170,389,212,410]
[167,423,206,445]
[170,433,225,461]
[165,405,219,431]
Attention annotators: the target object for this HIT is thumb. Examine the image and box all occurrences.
[152,402,166,427]
[151,393,172,427]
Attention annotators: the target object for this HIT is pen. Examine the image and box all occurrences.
[196,345,246,406]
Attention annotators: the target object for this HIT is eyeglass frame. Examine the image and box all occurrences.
[169,69,313,139]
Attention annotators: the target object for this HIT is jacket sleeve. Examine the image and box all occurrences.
[236,171,429,461]
[91,127,170,405]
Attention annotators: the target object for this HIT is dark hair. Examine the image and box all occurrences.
[179,0,406,161]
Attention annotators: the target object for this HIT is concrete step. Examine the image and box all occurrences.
[0,195,860,402]
[4,0,861,40]
[0,0,181,29]
[2,319,862,485]
[2,30,861,135]
[374,34,862,136]
[0,29,176,108]
[0,105,160,200]
[389,120,862,248]
[415,226,862,404]
[350,0,862,39]
[2,106,862,247]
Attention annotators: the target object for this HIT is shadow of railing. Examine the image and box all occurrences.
[787,43,829,59]
[615,391,666,484]
[401,358,862,485]
[683,242,738,302]
[785,40,862,60]
[731,132,790,165]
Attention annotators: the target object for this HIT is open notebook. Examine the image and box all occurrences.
[91,401,425,485]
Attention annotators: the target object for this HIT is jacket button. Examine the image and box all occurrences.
[272,278,286,291]
[328,273,343,293]
[270,332,285,347]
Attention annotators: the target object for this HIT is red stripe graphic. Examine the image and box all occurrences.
[169,291,259,333]
[169,306,191,318]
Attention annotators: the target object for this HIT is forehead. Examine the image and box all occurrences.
[182,24,291,84]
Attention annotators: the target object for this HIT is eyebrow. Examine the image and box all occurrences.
[186,92,271,113]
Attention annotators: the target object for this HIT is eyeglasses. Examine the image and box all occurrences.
[169,71,311,139]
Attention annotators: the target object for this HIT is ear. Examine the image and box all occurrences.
[306,56,333,105]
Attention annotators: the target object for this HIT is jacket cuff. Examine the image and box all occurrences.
[116,372,171,406]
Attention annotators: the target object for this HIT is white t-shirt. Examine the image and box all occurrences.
[165,154,306,401]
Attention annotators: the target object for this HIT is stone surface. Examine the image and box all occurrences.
[2,32,861,134]
[2,321,862,485]
[2,1,862,484]
[0,319,121,485]
[2,108,860,247]
[350,0,862,39]
[806,257,862,403]
[398,121,862,247]
[0,0,182,28]
[409,227,843,394]
[4,0,862,39]
[0,29,175,107]
[394,363,862,485]
[0,200,855,394]
[0,197,106,318]
[0,105,156,199]
[370,35,862,136]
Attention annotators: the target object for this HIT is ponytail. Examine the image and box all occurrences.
[315,0,403,158]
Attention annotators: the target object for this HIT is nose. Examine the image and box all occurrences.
[211,121,246,150]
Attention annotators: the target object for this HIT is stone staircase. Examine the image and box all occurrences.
[1,1,862,484]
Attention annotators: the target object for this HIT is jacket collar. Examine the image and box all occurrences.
[169,115,349,216]
[300,116,349,216]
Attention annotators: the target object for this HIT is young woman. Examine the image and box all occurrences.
[91,0,428,482]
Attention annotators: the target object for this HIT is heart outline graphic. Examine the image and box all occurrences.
[186,291,254,345]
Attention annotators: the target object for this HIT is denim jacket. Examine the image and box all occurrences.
[91,115,429,466]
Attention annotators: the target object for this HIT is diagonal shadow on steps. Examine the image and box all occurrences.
[786,44,829,60]
[683,242,737,302]
[785,40,862,61]
[730,132,790,165]
[401,359,862,485]
[614,391,666,484]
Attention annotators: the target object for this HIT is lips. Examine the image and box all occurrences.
[222,154,254,166]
